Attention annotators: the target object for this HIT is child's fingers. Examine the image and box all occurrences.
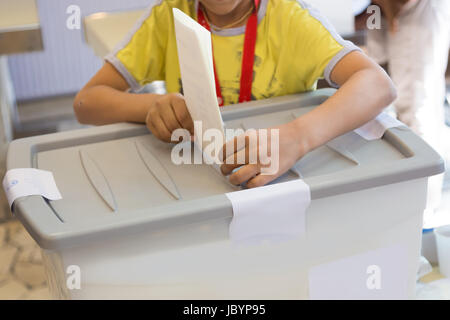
[146,120,160,140]
[220,162,240,176]
[229,164,260,186]
[151,115,172,142]
[220,134,249,162]
[159,101,183,133]
[146,109,162,141]
[246,173,276,189]
[220,146,252,175]
[171,95,194,135]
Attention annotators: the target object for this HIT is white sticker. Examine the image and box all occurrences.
[226,180,311,245]
[308,244,409,300]
[2,168,62,209]
[354,112,405,141]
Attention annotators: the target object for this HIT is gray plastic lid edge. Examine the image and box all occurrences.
[6,90,445,250]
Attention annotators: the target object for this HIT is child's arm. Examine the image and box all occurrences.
[74,62,152,125]
[292,51,396,155]
[221,51,397,187]
[73,62,194,141]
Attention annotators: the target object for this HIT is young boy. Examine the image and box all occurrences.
[74,0,396,188]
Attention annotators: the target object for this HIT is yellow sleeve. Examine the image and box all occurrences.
[289,1,361,89]
[105,1,170,91]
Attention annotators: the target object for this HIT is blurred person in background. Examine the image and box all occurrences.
[367,0,450,226]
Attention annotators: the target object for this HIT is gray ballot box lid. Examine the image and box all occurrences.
[6,89,445,250]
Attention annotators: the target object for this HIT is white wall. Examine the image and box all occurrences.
[8,0,152,101]
[306,0,355,35]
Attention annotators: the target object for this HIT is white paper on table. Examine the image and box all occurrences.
[173,8,225,164]
[226,180,311,245]
[354,112,406,141]
[308,243,409,300]
[2,168,62,210]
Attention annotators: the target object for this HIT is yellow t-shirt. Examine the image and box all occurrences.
[106,0,359,106]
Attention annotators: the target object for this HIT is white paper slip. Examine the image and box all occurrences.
[308,243,409,300]
[354,112,406,141]
[173,8,225,164]
[226,180,311,245]
[2,168,62,209]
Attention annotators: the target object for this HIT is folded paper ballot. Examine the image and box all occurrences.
[173,8,225,164]
[354,112,405,140]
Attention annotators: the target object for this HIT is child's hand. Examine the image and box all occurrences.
[220,121,309,188]
[145,93,194,142]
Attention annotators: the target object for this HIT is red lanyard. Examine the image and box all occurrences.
[197,0,260,106]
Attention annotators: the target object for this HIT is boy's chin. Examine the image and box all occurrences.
[199,0,244,15]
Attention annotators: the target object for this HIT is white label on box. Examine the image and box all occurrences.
[354,112,405,141]
[2,168,62,209]
[226,180,311,245]
[308,244,409,300]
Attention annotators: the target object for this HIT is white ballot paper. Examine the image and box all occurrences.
[354,112,405,141]
[308,243,409,300]
[226,180,311,245]
[2,168,62,209]
[173,8,225,163]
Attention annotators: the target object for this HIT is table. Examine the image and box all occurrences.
[84,9,166,94]
[0,0,43,221]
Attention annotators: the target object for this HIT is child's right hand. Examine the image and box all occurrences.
[145,93,194,143]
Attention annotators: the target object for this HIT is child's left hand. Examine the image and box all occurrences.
[220,121,309,188]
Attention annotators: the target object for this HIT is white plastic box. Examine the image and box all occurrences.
[7,90,444,299]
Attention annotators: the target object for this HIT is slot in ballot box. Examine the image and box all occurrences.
[6,89,444,299]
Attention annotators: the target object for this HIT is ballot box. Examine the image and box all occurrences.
[6,89,444,299]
